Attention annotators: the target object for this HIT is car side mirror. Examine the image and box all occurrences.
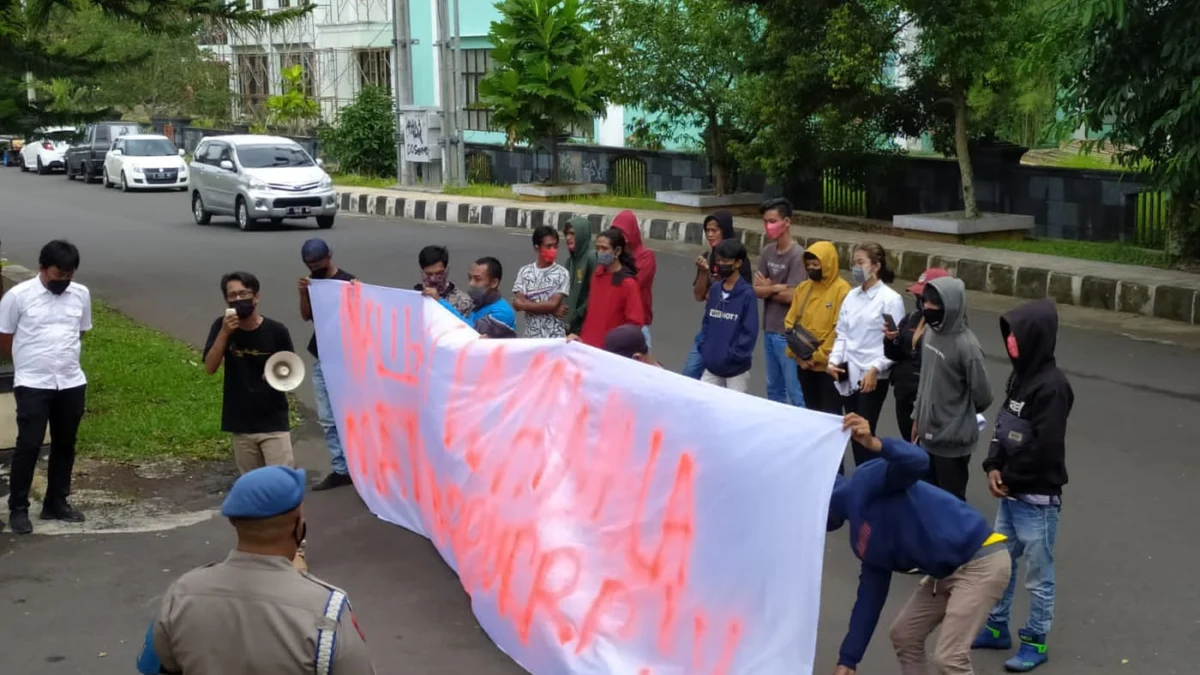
[178,148,186,156]
[111,148,123,156]
[219,160,235,171]
[316,158,325,168]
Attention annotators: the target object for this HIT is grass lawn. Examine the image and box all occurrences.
[78,302,299,463]
[331,173,396,189]
[976,238,1171,269]
[443,183,663,211]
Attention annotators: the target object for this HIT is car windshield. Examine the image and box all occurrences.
[125,139,178,156]
[237,145,314,168]
[43,130,76,142]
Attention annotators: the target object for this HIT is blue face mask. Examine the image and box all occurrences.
[852,265,871,285]
[596,251,616,267]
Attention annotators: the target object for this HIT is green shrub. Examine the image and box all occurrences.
[318,86,396,178]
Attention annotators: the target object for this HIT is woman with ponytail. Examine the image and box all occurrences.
[575,228,645,348]
[827,242,906,471]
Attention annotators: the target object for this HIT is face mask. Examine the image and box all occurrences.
[293,520,307,548]
[538,248,557,264]
[922,306,945,328]
[764,221,788,240]
[1006,334,1019,359]
[309,266,329,279]
[229,298,254,319]
[45,279,71,295]
[716,263,736,278]
[422,272,448,292]
[808,268,823,282]
[596,251,616,267]
[467,285,489,306]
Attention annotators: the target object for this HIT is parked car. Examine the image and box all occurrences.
[65,121,141,183]
[102,134,189,192]
[19,127,76,174]
[189,135,337,231]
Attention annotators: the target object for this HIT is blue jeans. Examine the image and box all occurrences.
[988,498,1061,636]
[311,359,347,475]
[682,331,704,379]
[641,325,652,351]
[763,332,805,407]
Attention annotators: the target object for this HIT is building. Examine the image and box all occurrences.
[199,0,658,148]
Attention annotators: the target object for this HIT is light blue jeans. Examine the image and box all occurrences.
[682,330,704,379]
[763,332,805,407]
[988,498,1061,636]
[311,359,347,475]
[641,325,652,351]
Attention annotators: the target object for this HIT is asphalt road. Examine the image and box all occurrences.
[1,169,1199,675]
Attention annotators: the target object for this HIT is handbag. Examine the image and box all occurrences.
[785,285,819,361]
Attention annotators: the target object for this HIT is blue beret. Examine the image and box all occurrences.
[221,466,307,518]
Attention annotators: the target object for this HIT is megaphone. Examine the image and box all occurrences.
[265,351,306,392]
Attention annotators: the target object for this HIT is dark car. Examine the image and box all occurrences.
[65,122,142,183]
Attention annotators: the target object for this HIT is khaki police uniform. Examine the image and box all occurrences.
[149,551,375,675]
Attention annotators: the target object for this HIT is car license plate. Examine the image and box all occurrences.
[287,207,311,216]
[152,173,166,179]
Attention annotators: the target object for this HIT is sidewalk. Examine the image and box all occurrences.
[336,185,1200,325]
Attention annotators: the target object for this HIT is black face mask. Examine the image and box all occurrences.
[808,268,823,282]
[309,266,329,279]
[922,306,945,328]
[715,263,736,278]
[46,279,71,295]
[229,298,255,319]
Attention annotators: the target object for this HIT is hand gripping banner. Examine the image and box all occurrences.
[310,280,848,675]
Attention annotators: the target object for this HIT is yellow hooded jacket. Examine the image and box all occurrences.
[783,241,851,370]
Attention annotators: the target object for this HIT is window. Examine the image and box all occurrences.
[236,144,314,168]
[125,139,178,156]
[252,0,264,9]
[356,49,391,91]
[462,49,494,132]
[237,52,270,112]
[95,126,110,143]
[279,0,290,6]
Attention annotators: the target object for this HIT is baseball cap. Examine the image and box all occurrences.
[907,268,951,296]
[603,324,649,359]
[301,238,331,263]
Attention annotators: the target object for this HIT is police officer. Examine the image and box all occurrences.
[136,466,376,675]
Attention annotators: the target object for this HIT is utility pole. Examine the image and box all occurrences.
[392,0,415,186]
[435,0,465,187]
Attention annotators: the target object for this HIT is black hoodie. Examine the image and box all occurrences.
[983,299,1074,496]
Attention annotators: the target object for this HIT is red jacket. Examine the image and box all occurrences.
[613,210,656,326]
[579,266,645,348]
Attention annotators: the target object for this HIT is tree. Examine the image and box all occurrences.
[318,85,395,178]
[267,65,319,134]
[597,0,760,195]
[478,0,608,184]
[1055,0,1200,255]
[896,0,1023,218]
[0,0,308,132]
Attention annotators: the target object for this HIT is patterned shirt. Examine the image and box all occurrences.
[512,262,571,338]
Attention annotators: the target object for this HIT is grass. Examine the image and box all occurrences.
[976,238,1171,269]
[331,173,396,189]
[443,183,663,211]
[78,302,299,463]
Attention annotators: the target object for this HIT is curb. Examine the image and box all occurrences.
[348,191,1196,325]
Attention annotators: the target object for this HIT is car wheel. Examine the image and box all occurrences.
[236,197,257,231]
[65,161,75,180]
[120,172,130,192]
[270,217,284,227]
[82,163,95,184]
[102,168,111,188]
[192,192,212,225]
[316,215,335,229]
[19,156,28,172]
[36,157,47,175]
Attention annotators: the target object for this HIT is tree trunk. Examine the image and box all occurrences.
[952,86,979,219]
[713,162,729,197]
[549,136,561,185]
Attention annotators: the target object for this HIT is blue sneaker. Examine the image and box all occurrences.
[1004,630,1049,672]
[972,622,1011,650]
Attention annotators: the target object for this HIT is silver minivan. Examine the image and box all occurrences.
[189,135,338,231]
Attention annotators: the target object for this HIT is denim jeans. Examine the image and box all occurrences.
[311,359,347,475]
[763,332,805,407]
[641,325,653,351]
[682,330,704,379]
[987,498,1061,636]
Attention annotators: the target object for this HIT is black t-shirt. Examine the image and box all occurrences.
[307,268,356,358]
[204,316,294,434]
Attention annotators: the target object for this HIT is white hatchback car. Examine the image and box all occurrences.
[19,127,76,174]
[189,135,337,230]
[103,134,189,191]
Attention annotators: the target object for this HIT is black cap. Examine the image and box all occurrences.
[603,324,648,359]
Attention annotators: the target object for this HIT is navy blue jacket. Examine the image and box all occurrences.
[697,276,758,378]
[828,438,994,669]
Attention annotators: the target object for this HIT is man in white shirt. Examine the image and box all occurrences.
[0,240,92,534]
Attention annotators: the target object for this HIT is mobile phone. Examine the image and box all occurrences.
[883,313,897,332]
[835,362,850,383]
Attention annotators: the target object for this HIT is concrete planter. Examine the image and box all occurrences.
[511,183,608,202]
[655,190,766,216]
[892,211,1034,243]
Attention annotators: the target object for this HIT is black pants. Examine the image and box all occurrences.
[924,453,971,500]
[798,368,843,415]
[8,385,86,512]
[895,394,916,445]
[841,380,891,468]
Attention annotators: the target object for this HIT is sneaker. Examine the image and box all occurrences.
[312,471,353,491]
[973,622,1012,650]
[40,501,85,523]
[10,509,33,534]
[1004,630,1049,672]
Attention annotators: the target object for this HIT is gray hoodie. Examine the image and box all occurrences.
[913,277,993,457]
